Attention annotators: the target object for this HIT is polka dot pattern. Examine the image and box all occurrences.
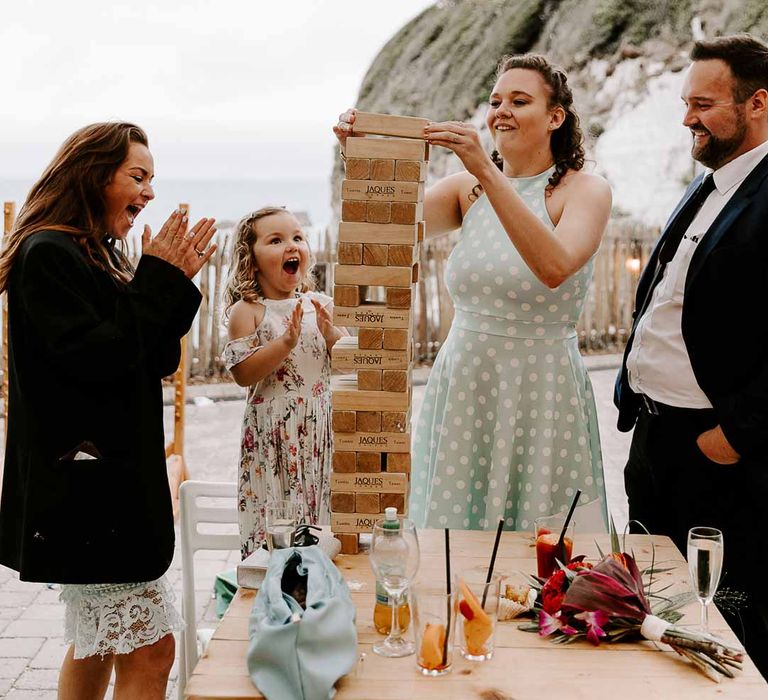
[409,167,606,532]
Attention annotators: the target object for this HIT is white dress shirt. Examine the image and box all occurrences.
[627,138,768,407]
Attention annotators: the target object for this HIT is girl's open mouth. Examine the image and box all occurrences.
[283,258,300,274]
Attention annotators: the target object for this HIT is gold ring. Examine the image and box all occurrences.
[194,247,205,258]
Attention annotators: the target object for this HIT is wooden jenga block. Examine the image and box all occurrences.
[332,514,380,534]
[366,201,391,223]
[418,221,426,242]
[395,160,428,182]
[333,451,357,473]
[338,222,421,246]
[382,369,408,392]
[334,431,410,453]
[334,285,362,308]
[331,492,355,513]
[345,158,370,180]
[331,472,408,493]
[333,410,356,433]
[332,338,410,371]
[412,262,419,283]
[335,265,412,287]
[358,328,383,349]
[381,493,406,513]
[387,244,414,267]
[357,369,382,391]
[356,453,382,473]
[391,202,423,224]
[382,411,408,433]
[356,411,381,432]
[341,200,368,222]
[386,452,412,474]
[370,159,395,181]
[363,243,388,266]
[386,286,412,308]
[335,532,359,554]
[342,180,423,203]
[332,384,410,411]
[346,136,429,161]
[337,242,362,265]
[383,328,409,350]
[355,492,381,512]
[352,111,429,139]
[333,303,411,330]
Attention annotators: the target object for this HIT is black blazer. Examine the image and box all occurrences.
[0,231,201,583]
[615,151,768,459]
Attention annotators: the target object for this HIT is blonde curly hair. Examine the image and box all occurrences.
[223,206,315,316]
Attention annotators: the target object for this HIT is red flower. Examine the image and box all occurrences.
[242,427,254,450]
[540,569,567,614]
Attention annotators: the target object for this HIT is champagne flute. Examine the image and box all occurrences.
[687,526,724,633]
[369,518,420,657]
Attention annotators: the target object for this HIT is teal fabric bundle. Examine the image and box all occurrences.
[247,546,357,700]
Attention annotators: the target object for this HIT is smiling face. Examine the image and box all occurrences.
[486,68,564,164]
[682,59,749,169]
[102,141,155,239]
[252,211,310,300]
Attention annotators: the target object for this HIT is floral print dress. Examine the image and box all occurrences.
[224,292,333,557]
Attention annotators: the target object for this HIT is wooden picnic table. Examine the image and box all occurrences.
[185,530,766,699]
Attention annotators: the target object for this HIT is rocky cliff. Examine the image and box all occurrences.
[335,0,767,226]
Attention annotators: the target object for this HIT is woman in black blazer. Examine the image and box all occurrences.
[0,122,216,699]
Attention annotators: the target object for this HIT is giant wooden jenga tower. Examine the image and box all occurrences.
[330,112,429,554]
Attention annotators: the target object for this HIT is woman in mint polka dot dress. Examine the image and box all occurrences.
[337,54,612,532]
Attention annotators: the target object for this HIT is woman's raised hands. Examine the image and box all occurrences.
[142,209,217,278]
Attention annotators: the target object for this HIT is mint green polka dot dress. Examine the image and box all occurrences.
[410,167,606,532]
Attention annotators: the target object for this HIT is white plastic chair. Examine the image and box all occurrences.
[178,480,240,700]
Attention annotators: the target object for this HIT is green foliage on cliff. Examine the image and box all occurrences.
[357,0,554,121]
[353,0,767,124]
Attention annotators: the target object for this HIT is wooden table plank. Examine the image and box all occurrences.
[187,530,765,699]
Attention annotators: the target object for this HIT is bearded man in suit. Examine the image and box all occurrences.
[615,34,768,678]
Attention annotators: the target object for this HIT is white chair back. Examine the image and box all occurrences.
[178,480,240,699]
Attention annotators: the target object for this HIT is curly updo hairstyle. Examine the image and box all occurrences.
[490,54,585,193]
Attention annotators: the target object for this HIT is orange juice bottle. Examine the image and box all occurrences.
[373,507,411,634]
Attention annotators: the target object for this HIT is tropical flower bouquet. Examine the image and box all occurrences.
[519,545,745,682]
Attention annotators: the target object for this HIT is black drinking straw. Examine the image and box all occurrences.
[555,489,582,566]
[481,518,505,607]
[442,528,451,665]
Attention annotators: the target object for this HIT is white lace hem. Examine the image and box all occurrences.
[60,576,183,659]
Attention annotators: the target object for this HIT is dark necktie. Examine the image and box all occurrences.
[636,173,716,319]
[658,173,716,267]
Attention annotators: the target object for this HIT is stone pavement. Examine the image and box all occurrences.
[0,358,631,698]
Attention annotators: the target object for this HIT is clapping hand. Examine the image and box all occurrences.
[142,209,217,279]
[281,301,304,350]
[312,299,344,349]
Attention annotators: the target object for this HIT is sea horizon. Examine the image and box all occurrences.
[0,176,334,235]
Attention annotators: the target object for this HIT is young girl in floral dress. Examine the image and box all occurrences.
[224,206,345,557]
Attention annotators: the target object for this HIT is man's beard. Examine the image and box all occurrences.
[691,109,747,169]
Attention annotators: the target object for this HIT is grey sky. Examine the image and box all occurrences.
[0,0,434,180]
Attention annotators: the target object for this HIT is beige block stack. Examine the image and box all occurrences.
[331,112,429,554]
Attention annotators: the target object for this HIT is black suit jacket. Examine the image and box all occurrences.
[0,231,201,583]
[615,151,768,459]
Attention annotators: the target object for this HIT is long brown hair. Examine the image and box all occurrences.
[223,206,315,317]
[0,122,148,292]
[476,54,585,199]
